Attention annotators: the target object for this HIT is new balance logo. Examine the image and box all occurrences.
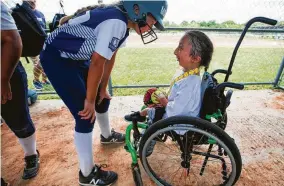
[90,178,99,185]
[110,138,118,142]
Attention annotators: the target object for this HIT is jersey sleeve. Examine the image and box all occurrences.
[1,2,17,30]
[119,39,126,48]
[94,19,127,60]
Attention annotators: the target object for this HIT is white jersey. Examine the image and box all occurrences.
[46,7,129,61]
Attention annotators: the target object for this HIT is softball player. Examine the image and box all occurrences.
[40,0,168,185]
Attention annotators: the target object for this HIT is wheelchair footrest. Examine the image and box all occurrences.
[124,145,130,152]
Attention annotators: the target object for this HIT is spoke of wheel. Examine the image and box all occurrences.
[169,130,185,153]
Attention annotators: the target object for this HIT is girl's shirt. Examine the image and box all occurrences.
[165,70,202,118]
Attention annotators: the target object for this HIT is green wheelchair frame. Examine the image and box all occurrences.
[125,112,148,185]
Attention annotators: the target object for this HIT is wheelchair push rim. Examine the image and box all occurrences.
[140,123,241,186]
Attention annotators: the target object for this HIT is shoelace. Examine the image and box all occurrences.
[97,164,108,169]
[92,164,108,183]
[112,131,124,140]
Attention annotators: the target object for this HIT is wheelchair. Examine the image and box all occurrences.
[124,17,277,186]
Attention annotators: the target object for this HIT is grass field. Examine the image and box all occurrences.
[21,47,284,99]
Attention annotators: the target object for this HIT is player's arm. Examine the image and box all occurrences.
[85,52,106,104]
[1,30,22,81]
[94,19,127,91]
[1,2,22,83]
[99,50,118,91]
[1,2,22,104]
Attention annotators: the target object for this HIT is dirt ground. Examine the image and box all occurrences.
[1,89,284,186]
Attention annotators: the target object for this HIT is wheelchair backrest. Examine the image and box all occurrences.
[199,72,225,120]
[200,72,215,102]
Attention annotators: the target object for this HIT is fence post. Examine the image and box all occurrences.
[274,57,284,88]
[108,76,113,96]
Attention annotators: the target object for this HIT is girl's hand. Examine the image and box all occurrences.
[158,96,168,107]
[78,99,96,123]
[97,89,112,105]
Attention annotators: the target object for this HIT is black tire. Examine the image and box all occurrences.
[221,111,228,130]
[132,166,143,186]
[139,116,242,186]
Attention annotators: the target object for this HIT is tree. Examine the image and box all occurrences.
[181,21,189,27]
[170,22,178,27]
[199,21,208,27]
[163,20,170,27]
[278,21,284,26]
[221,20,242,28]
[207,20,217,28]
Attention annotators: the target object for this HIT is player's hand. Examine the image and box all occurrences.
[78,99,96,123]
[1,80,12,104]
[97,89,112,105]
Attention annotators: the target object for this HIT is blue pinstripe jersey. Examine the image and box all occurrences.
[33,9,46,29]
[46,7,129,61]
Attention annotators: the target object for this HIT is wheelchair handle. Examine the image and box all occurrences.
[246,17,277,27]
[224,17,278,82]
[211,69,232,77]
[215,82,244,93]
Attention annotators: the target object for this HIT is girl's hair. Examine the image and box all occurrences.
[184,31,214,71]
[59,1,124,25]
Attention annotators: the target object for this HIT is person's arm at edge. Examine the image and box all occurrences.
[1,30,22,83]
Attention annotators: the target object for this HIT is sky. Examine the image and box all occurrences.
[5,0,284,24]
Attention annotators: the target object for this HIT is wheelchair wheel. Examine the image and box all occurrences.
[139,116,242,186]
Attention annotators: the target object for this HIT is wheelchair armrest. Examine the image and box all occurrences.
[211,69,232,77]
[215,82,244,94]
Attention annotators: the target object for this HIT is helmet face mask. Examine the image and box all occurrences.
[138,20,158,44]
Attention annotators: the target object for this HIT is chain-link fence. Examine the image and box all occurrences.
[276,58,284,89]
[21,27,284,97]
[5,0,284,96]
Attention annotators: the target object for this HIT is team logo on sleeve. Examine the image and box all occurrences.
[109,37,120,52]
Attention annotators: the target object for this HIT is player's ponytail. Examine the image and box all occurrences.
[59,1,124,26]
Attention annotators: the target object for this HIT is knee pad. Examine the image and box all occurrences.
[95,98,110,113]
[74,118,95,133]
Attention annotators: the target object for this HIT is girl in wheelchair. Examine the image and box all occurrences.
[125,30,214,124]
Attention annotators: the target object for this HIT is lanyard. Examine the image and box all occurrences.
[168,68,200,95]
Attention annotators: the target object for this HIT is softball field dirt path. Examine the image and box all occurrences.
[1,89,284,186]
